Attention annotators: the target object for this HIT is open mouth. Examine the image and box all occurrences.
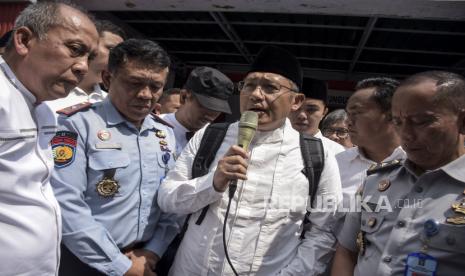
[249,107,267,116]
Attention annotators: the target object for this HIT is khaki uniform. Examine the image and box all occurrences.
[338,155,465,275]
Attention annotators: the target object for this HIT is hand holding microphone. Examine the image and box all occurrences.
[212,111,258,193]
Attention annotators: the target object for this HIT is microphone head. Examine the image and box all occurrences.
[238,111,258,150]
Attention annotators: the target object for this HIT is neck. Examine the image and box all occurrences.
[360,134,400,163]
[78,82,95,95]
[175,108,197,131]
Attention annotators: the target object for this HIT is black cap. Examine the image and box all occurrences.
[0,30,13,48]
[302,78,327,103]
[184,66,233,114]
[248,45,303,90]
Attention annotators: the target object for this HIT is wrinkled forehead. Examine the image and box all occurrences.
[244,72,291,84]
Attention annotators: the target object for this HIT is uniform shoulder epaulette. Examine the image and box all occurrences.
[151,113,174,128]
[366,159,403,176]
[56,102,92,117]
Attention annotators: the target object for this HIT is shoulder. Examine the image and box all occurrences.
[366,159,403,176]
[56,102,92,117]
[151,113,174,128]
[321,136,345,155]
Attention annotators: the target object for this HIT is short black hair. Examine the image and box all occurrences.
[355,77,399,113]
[108,38,170,74]
[158,88,182,103]
[400,71,465,112]
[95,20,126,40]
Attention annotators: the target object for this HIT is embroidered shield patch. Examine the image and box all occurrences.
[52,131,78,168]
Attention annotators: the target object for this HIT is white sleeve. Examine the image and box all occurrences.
[157,126,224,215]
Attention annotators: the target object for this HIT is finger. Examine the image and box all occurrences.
[222,155,249,169]
[224,145,249,159]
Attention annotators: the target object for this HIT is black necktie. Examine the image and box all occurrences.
[185,131,195,141]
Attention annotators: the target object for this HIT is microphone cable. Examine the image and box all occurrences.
[223,181,239,276]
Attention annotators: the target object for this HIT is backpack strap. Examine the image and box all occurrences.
[192,122,232,225]
[299,134,325,239]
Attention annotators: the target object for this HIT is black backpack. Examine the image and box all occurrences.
[156,122,324,275]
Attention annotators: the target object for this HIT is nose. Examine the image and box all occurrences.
[71,56,89,78]
[250,85,265,101]
[137,86,153,100]
[398,123,415,144]
[296,109,307,120]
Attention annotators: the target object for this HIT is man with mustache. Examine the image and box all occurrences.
[160,66,234,155]
[0,1,98,275]
[50,39,179,276]
[332,71,465,276]
[158,45,342,275]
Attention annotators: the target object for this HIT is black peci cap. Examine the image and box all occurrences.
[248,45,303,90]
[302,78,328,103]
[184,66,234,114]
[0,30,13,48]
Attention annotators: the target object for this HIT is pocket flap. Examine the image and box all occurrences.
[88,150,130,170]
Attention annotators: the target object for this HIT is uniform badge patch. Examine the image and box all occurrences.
[52,131,78,168]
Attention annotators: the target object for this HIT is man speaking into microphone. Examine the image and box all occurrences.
[158,45,342,275]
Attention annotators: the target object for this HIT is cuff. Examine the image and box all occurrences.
[103,253,132,276]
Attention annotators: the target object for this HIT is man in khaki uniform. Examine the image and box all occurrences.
[332,71,465,276]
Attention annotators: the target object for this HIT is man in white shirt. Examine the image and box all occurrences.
[335,77,405,208]
[46,20,125,112]
[0,2,98,275]
[158,45,342,275]
[289,77,345,155]
[161,66,234,154]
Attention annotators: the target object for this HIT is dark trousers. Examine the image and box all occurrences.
[59,244,105,276]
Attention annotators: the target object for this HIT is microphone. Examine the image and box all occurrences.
[229,111,258,198]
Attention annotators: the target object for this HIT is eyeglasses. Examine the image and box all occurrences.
[322,127,350,139]
[237,80,298,95]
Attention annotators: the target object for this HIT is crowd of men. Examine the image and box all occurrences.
[1,1,464,276]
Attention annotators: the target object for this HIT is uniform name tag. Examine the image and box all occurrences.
[405,252,437,276]
[95,143,122,149]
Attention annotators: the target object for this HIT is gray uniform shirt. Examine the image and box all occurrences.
[338,155,465,275]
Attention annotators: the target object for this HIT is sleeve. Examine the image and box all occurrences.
[277,147,343,275]
[157,126,224,215]
[144,126,184,257]
[50,117,132,276]
[336,211,361,252]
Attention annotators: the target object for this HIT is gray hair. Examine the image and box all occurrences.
[400,71,465,113]
[321,109,348,130]
[11,0,91,42]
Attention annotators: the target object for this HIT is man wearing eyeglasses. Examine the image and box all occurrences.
[289,78,346,155]
[158,45,342,275]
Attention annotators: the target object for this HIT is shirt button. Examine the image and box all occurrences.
[415,186,423,193]
[383,256,392,263]
[446,236,456,246]
[397,220,406,228]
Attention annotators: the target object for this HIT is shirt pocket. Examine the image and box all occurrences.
[88,150,130,171]
[428,223,465,254]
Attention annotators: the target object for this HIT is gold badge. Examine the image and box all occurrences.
[159,140,168,146]
[367,217,377,228]
[97,130,111,141]
[452,200,465,215]
[378,179,391,192]
[96,178,119,198]
[356,231,366,255]
[446,216,465,225]
[155,130,166,139]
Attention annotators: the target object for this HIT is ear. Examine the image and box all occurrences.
[458,109,465,135]
[290,93,305,112]
[323,106,329,117]
[13,27,35,56]
[179,89,189,104]
[102,70,112,91]
[100,70,110,90]
[153,103,161,115]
